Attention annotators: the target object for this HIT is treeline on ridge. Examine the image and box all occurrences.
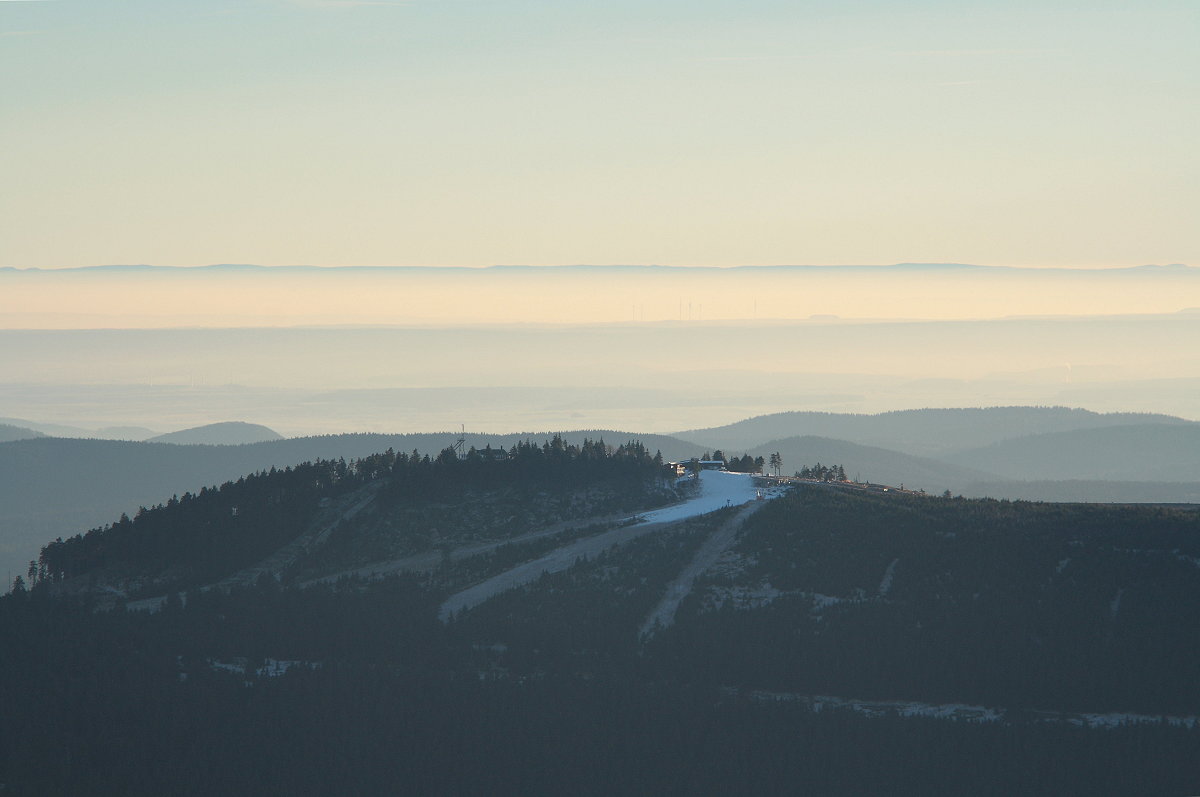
[31,436,669,594]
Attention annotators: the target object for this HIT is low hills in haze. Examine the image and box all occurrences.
[942,424,1200,482]
[750,435,999,491]
[676,407,1193,457]
[0,423,44,443]
[147,421,283,445]
[0,418,279,444]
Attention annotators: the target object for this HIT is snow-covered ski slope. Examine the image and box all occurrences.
[635,470,777,525]
[439,471,784,621]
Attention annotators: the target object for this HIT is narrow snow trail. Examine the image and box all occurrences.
[877,558,899,597]
[303,509,632,587]
[437,519,675,621]
[639,500,765,638]
[439,471,778,622]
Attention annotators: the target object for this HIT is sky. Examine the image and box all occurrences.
[2,0,1197,269]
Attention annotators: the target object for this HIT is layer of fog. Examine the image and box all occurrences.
[3,314,1198,435]
[2,263,1198,329]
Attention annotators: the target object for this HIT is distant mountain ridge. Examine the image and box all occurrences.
[5,263,1195,274]
[0,417,95,438]
[678,407,1195,457]
[148,421,284,446]
[943,423,1200,482]
[95,426,156,441]
[0,417,155,440]
[747,435,1000,493]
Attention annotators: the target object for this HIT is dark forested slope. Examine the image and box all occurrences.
[653,488,1200,716]
[5,483,1200,795]
[0,430,703,590]
[33,437,675,598]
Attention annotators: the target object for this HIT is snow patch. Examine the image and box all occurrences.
[258,659,310,678]
[809,593,846,611]
[208,657,316,678]
[1110,588,1126,618]
[877,558,899,597]
[706,582,784,611]
[750,692,1003,724]
[744,691,1198,730]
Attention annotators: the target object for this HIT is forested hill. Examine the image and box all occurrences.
[33,437,673,598]
[146,421,283,445]
[677,407,1194,456]
[0,430,704,589]
[5,481,1200,794]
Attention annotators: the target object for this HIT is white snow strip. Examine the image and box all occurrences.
[745,691,1197,730]
[633,471,778,525]
[440,471,784,622]
[640,501,764,638]
[809,593,845,610]
[438,521,665,621]
[208,657,317,679]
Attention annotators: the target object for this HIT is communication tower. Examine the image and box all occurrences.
[451,424,466,459]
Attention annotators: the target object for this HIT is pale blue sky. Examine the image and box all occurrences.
[2,0,1196,267]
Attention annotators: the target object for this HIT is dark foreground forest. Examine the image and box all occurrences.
[3,446,1199,795]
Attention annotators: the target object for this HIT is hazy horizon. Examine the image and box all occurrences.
[5,308,1200,436]
[4,1,1198,432]
[3,262,1199,329]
